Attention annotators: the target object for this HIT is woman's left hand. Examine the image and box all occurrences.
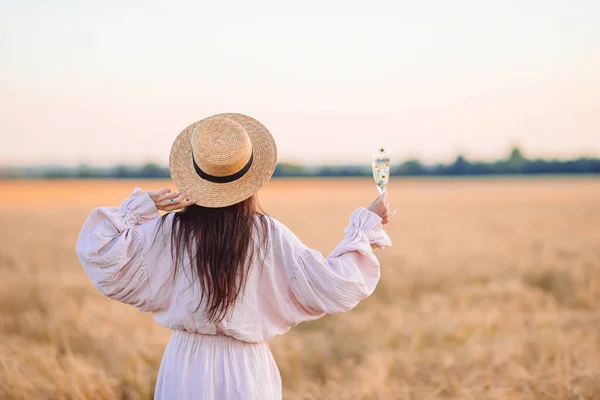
[147,188,196,211]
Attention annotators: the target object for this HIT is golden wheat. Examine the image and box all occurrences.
[0,178,599,399]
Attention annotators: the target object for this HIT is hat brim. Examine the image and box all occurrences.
[169,113,277,208]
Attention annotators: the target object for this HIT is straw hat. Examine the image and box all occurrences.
[169,113,277,208]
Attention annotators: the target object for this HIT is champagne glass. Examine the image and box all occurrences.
[372,147,390,194]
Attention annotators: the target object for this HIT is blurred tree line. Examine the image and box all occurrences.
[2,147,600,179]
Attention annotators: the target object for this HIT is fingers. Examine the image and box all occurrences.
[371,190,386,208]
[160,199,196,211]
[157,192,184,207]
[381,206,396,225]
[379,191,389,206]
[148,188,172,202]
[159,191,180,203]
[157,192,196,211]
[148,188,196,211]
[369,190,394,224]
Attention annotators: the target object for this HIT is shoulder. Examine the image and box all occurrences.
[261,214,306,253]
[262,214,291,237]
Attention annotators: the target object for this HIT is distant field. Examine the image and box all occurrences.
[1,177,599,399]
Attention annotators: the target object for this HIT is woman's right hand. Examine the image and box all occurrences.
[367,191,395,224]
[147,188,196,212]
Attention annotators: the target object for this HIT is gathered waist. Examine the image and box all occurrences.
[170,329,268,349]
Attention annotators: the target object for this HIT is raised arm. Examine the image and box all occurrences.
[288,192,393,321]
[75,188,193,311]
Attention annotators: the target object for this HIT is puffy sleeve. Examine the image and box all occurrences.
[289,207,392,320]
[75,188,160,312]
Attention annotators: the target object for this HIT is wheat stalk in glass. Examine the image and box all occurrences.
[372,147,390,193]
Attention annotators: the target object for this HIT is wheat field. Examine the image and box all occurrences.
[0,177,599,400]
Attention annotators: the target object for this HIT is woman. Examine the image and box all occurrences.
[76,113,394,399]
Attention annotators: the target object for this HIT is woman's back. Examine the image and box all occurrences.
[76,188,391,399]
[76,112,394,399]
[79,189,389,340]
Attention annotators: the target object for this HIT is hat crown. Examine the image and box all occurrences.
[191,117,253,177]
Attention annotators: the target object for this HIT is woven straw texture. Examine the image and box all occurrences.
[169,113,277,208]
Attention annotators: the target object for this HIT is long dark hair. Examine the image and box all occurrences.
[158,195,271,323]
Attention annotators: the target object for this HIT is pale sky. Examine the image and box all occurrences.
[1,0,599,166]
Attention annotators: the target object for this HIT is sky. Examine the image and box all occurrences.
[1,0,599,166]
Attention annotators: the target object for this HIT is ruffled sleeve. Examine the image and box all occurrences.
[289,207,391,320]
[75,188,160,312]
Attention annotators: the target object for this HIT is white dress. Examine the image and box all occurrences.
[76,189,392,399]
